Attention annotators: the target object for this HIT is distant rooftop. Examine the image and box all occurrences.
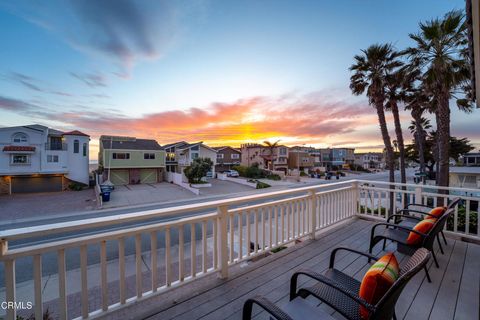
[450,166,480,174]
[102,138,162,151]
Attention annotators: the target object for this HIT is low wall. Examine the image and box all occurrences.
[166,172,199,195]
[218,173,257,188]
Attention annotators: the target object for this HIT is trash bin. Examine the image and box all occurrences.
[101,191,111,202]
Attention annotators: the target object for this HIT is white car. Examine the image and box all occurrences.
[224,170,239,177]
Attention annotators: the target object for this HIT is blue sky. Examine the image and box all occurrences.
[0,0,477,158]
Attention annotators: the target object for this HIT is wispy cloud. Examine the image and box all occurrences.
[70,72,107,88]
[3,72,74,97]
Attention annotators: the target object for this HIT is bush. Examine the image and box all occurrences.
[184,157,213,184]
[266,174,281,181]
[232,165,248,177]
[256,181,271,189]
[233,164,267,179]
[447,206,478,234]
[69,183,83,191]
[299,171,308,177]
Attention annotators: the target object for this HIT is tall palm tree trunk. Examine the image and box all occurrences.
[411,108,427,183]
[376,98,395,216]
[436,94,450,205]
[390,100,406,186]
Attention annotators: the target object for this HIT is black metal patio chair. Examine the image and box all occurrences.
[242,247,430,320]
[390,197,460,251]
[368,208,453,282]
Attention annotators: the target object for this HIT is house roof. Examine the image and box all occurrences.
[162,141,188,150]
[3,146,36,152]
[213,146,241,153]
[450,166,480,174]
[103,138,162,151]
[63,130,90,137]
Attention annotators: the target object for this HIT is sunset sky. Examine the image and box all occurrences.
[0,0,478,161]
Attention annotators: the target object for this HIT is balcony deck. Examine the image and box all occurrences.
[108,217,480,320]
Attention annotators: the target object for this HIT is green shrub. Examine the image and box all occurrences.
[232,165,248,177]
[233,164,267,178]
[69,183,83,191]
[447,206,478,234]
[184,157,213,183]
[256,181,271,189]
[266,174,281,181]
[300,171,308,177]
[271,246,287,253]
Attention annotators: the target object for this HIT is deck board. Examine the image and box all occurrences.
[105,218,479,320]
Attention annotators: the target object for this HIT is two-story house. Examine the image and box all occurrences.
[162,141,217,181]
[240,143,289,173]
[0,124,90,194]
[331,148,355,168]
[213,146,241,172]
[288,147,315,172]
[99,136,165,185]
[354,152,385,170]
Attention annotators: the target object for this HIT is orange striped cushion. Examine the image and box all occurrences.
[424,206,446,220]
[359,253,399,319]
[406,219,435,245]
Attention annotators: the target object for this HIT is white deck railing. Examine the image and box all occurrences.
[0,179,478,320]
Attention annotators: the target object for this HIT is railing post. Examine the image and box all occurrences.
[0,239,7,256]
[309,190,317,239]
[5,259,16,320]
[351,181,359,215]
[415,186,422,205]
[217,205,229,279]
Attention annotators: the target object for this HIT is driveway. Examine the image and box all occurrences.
[198,179,254,196]
[103,183,195,208]
[0,189,97,224]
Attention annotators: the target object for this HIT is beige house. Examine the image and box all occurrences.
[240,143,289,173]
[449,166,480,189]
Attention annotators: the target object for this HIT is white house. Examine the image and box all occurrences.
[0,124,90,194]
[449,166,480,189]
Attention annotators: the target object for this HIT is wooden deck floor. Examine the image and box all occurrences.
[109,218,480,320]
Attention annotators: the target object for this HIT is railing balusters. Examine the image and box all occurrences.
[213,219,218,269]
[262,208,266,250]
[100,241,108,311]
[465,199,471,234]
[57,248,68,320]
[178,226,185,281]
[246,211,251,256]
[254,209,259,254]
[165,228,172,286]
[297,200,301,237]
[202,221,208,272]
[5,259,16,320]
[135,234,143,297]
[286,203,291,240]
[269,207,273,248]
[33,254,43,319]
[229,214,234,262]
[238,212,243,260]
[150,231,158,290]
[280,204,285,243]
[80,244,89,318]
[191,223,196,277]
[118,238,126,305]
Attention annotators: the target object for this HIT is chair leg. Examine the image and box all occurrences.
[441,231,448,245]
[382,239,387,250]
[393,311,398,320]
[432,250,440,268]
[437,235,444,254]
[424,265,432,283]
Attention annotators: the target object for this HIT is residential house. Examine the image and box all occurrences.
[288,146,315,172]
[213,146,241,172]
[449,166,480,189]
[0,124,89,194]
[462,152,480,166]
[354,152,384,170]
[162,141,217,181]
[99,136,165,185]
[331,148,355,168]
[240,143,289,173]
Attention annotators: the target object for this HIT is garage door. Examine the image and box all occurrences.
[140,169,157,184]
[110,170,129,185]
[11,176,63,193]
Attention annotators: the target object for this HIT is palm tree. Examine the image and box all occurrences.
[385,68,407,185]
[350,43,399,215]
[405,10,472,190]
[263,140,280,171]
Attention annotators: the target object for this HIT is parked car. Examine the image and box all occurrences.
[224,169,239,177]
[205,171,213,178]
[325,172,333,180]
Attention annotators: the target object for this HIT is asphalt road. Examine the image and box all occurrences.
[0,170,413,286]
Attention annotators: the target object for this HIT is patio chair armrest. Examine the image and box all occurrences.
[371,223,427,237]
[242,295,293,320]
[405,203,433,210]
[290,269,375,312]
[387,214,422,224]
[396,209,437,218]
[329,247,378,268]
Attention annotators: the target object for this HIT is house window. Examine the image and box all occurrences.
[11,154,30,165]
[217,153,224,159]
[12,132,28,143]
[144,153,155,159]
[47,155,59,163]
[113,153,130,159]
[191,153,199,159]
[279,147,287,155]
[231,154,240,159]
[74,140,79,153]
[83,143,87,156]
[167,152,176,161]
[191,145,199,151]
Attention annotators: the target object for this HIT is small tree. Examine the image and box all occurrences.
[184,157,213,184]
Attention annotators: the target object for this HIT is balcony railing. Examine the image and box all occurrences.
[0,180,478,319]
[45,142,68,151]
